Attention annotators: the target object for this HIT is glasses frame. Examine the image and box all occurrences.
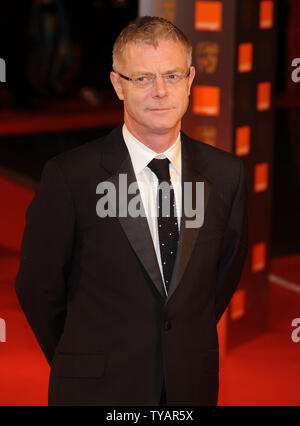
[115,68,191,87]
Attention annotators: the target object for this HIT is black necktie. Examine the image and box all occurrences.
[148,158,179,293]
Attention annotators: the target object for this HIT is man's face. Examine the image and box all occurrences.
[110,40,195,138]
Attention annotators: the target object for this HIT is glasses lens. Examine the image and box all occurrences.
[131,71,189,87]
[133,75,154,88]
[162,73,186,84]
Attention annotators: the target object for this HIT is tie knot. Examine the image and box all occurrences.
[148,158,171,183]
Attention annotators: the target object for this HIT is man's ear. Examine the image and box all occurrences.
[187,66,196,96]
[110,71,124,101]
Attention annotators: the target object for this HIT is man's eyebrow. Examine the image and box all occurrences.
[162,68,186,74]
[131,71,156,76]
[131,68,186,76]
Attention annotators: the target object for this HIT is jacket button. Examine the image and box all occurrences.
[164,320,172,331]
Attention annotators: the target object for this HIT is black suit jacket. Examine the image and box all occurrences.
[15,124,248,406]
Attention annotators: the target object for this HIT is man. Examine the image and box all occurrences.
[15,16,248,406]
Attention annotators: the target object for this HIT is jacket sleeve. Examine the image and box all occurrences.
[215,158,248,323]
[15,159,75,365]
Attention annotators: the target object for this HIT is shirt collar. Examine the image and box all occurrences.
[122,123,181,175]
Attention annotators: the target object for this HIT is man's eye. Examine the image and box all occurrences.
[166,74,179,80]
[136,76,149,82]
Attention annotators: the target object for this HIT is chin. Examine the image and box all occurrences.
[148,124,173,134]
[147,118,179,133]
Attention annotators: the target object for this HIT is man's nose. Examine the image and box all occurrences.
[151,76,168,97]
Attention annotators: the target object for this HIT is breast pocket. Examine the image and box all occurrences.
[193,230,224,267]
[196,233,223,244]
[49,352,107,405]
[195,228,224,245]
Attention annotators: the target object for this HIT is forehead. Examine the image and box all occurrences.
[121,40,187,73]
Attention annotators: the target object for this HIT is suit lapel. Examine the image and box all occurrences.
[166,134,211,303]
[98,126,212,302]
[99,126,166,299]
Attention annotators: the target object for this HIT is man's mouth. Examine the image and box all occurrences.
[148,107,173,111]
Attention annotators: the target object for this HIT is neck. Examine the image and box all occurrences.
[124,120,181,153]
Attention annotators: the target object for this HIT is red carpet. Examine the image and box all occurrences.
[0,175,299,406]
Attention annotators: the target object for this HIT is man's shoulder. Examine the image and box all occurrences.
[182,133,242,173]
[45,126,123,176]
[182,134,245,205]
[50,131,112,169]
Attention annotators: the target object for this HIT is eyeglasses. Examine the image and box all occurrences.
[115,69,191,88]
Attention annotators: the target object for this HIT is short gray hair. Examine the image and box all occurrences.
[112,16,192,72]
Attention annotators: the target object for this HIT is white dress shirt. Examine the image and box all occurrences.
[122,124,182,294]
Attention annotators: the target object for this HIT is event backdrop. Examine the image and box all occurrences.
[139,0,278,352]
